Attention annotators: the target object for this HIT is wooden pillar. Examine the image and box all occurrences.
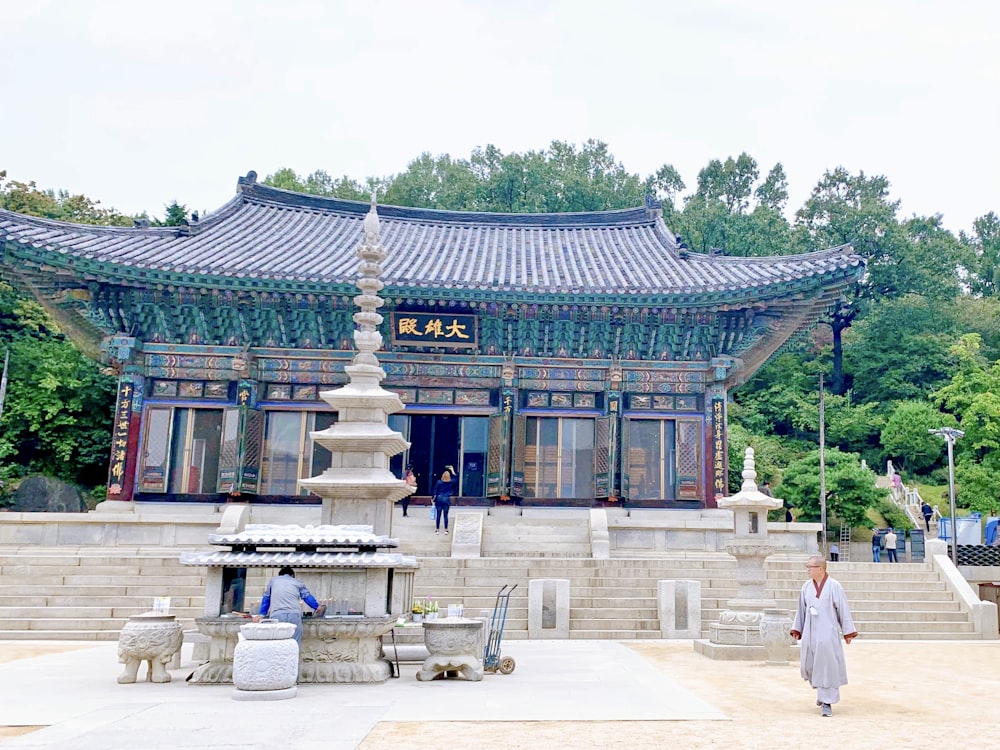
[107,374,144,502]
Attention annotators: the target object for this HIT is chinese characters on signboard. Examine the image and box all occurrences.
[108,381,133,495]
[391,312,477,348]
[712,397,726,499]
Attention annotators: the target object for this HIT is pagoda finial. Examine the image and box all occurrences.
[352,198,386,367]
[741,447,759,493]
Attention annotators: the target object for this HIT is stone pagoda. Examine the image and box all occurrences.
[298,199,414,531]
[181,199,419,684]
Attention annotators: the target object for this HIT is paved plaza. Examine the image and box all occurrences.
[0,638,996,749]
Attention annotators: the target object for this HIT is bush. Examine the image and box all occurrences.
[877,498,913,530]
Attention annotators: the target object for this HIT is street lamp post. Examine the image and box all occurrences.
[819,373,827,553]
[929,427,964,567]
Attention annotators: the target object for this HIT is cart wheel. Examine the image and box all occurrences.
[498,656,516,674]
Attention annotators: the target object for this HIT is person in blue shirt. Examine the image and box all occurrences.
[258,566,323,644]
[432,465,458,534]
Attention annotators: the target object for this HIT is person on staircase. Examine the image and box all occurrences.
[432,465,458,534]
[871,529,882,563]
[921,501,933,532]
[884,528,898,562]
[790,556,858,717]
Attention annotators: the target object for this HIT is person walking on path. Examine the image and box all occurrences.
[432,465,457,534]
[257,566,324,645]
[884,528,898,562]
[401,465,417,517]
[921,501,933,532]
[871,529,882,563]
[790,556,858,717]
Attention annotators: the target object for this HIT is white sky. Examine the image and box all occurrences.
[2,0,997,234]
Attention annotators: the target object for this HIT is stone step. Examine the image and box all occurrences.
[0,605,204,620]
[0,595,204,608]
[0,584,207,598]
[565,629,665,639]
[858,619,975,633]
[0,616,197,632]
[567,607,660,619]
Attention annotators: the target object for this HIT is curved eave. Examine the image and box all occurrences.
[2,237,863,309]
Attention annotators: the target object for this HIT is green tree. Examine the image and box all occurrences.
[381,152,480,210]
[0,282,115,489]
[843,294,958,404]
[0,170,133,226]
[795,168,905,394]
[263,167,373,201]
[964,212,1000,297]
[674,154,796,257]
[880,400,956,475]
[930,335,1000,512]
[725,423,790,492]
[266,141,682,215]
[954,459,1000,514]
[158,201,189,227]
[777,447,883,528]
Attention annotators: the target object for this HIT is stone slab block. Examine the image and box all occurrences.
[528,578,569,639]
[657,579,702,638]
[452,512,483,559]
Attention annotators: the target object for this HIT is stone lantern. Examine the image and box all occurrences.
[695,447,785,659]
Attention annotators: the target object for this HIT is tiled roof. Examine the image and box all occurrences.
[207,523,397,549]
[179,550,419,569]
[0,172,863,297]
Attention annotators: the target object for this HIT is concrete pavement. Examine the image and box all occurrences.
[2,638,998,750]
[0,639,723,749]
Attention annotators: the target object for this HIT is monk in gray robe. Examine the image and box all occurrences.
[790,555,858,717]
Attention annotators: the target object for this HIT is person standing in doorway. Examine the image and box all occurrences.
[790,556,858,717]
[432,465,457,534]
[401,465,417,517]
[871,529,882,563]
[257,566,324,645]
[921,501,933,532]
[884,528,898,562]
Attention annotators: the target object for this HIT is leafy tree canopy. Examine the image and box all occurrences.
[843,294,959,404]
[0,282,116,491]
[777,447,883,528]
[0,170,133,227]
[880,400,956,476]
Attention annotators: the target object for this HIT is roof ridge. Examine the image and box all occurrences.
[238,180,657,228]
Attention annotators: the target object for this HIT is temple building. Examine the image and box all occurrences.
[0,172,862,509]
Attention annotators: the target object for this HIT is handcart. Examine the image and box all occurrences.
[483,584,517,674]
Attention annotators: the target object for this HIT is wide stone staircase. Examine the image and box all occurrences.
[0,544,980,641]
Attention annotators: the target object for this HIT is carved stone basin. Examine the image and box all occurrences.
[417,618,485,682]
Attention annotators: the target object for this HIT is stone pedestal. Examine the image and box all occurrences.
[759,608,793,666]
[232,622,298,701]
[416,618,485,681]
[190,615,397,684]
[299,616,395,683]
[188,617,244,684]
[117,613,183,684]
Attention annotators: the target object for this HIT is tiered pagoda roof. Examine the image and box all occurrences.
[1,171,862,304]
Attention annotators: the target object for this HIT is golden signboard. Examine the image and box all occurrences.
[391,312,477,348]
